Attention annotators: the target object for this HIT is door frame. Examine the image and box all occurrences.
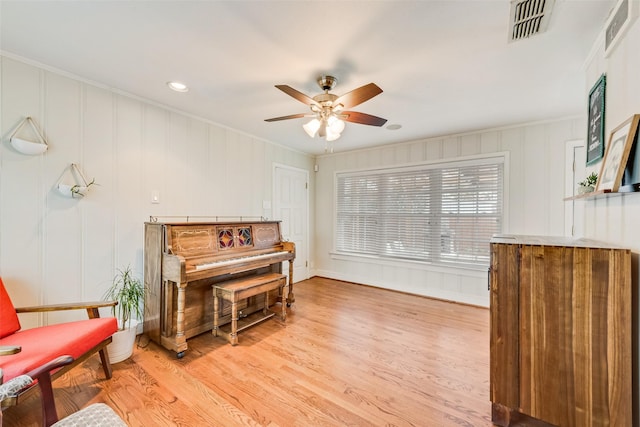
[564,139,585,237]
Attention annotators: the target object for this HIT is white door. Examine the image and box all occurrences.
[565,140,586,237]
[274,165,309,282]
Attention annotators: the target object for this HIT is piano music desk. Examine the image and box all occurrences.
[213,273,287,345]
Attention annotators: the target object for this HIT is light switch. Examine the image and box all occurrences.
[151,190,160,204]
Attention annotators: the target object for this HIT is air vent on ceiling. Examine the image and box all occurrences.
[508,0,556,42]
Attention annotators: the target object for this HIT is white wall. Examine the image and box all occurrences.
[313,117,584,307]
[582,13,640,246]
[582,8,640,422]
[0,56,314,328]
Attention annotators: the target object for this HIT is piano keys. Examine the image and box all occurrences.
[194,250,291,271]
[143,219,295,357]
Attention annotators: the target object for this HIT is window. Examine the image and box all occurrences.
[335,155,504,269]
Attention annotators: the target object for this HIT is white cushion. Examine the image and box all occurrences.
[0,375,33,408]
[53,403,127,427]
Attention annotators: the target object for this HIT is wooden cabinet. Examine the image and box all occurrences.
[490,235,631,427]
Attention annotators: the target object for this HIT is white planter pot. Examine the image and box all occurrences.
[107,320,138,364]
[57,183,89,198]
[9,117,49,155]
[11,136,48,155]
[577,185,595,195]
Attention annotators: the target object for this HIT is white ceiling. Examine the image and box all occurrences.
[0,1,613,155]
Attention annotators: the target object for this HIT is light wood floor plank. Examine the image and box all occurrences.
[2,277,492,426]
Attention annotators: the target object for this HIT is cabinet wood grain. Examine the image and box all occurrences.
[490,235,631,427]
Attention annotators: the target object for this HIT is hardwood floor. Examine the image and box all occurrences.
[2,277,492,426]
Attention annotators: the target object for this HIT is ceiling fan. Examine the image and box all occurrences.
[265,75,387,142]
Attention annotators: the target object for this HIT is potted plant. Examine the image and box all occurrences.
[56,163,98,198]
[69,177,97,198]
[103,265,145,363]
[578,172,598,194]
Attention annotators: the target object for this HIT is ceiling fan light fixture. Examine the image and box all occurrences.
[326,129,341,142]
[303,118,321,138]
[328,116,345,134]
[266,75,386,148]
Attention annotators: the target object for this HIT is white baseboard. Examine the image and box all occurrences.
[309,269,489,308]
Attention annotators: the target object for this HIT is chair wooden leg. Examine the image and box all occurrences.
[36,371,58,427]
[27,356,74,427]
[99,348,113,379]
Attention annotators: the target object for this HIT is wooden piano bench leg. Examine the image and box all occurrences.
[230,300,239,346]
[212,290,220,337]
[263,292,269,316]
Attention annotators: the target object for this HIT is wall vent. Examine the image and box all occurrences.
[508,0,556,42]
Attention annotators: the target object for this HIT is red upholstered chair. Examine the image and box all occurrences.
[0,277,118,403]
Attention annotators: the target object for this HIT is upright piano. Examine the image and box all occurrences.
[143,218,295,357]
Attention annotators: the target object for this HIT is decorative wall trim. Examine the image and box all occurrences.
[316,116,582,159]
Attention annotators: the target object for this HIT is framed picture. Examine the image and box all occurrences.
[596,115,640,192]
[605,0,638,57]
[586,75,606,165]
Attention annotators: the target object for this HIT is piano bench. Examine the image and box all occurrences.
[212,273,287,346]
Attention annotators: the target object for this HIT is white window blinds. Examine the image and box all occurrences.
[336,156,504,269]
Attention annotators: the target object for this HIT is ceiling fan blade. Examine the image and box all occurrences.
[334,83,382,109]
[264,113,310,122]
[275,85,320,107]
[341,111,388,127]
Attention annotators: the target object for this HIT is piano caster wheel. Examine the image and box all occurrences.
[176,351,185,359]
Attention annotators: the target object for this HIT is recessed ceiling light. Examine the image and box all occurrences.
[387,124,402,130]
[167,81,189,92]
